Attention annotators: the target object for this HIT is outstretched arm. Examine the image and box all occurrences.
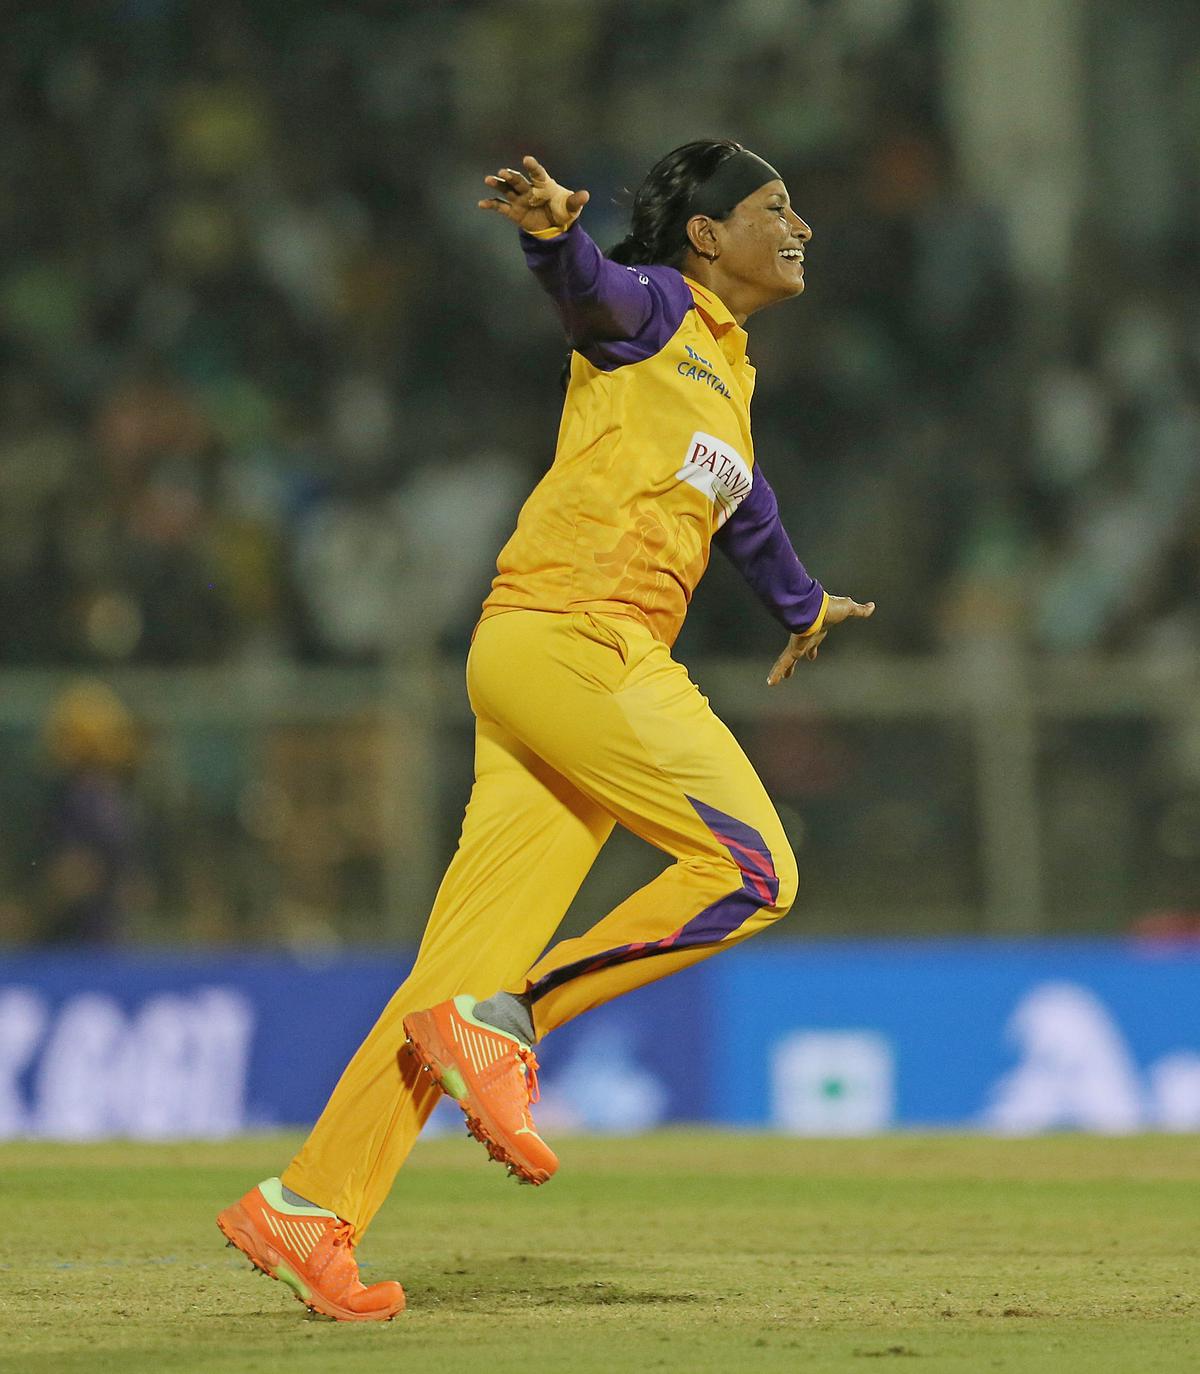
[714,465,875,684]
[479,155,690,364]
[479,153,592,234]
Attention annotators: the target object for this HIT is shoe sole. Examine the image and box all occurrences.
[216,1203,404,1322]
[402,1013,552,1187]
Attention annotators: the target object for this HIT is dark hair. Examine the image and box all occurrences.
[558,140,745,391]
[607,139,744,268]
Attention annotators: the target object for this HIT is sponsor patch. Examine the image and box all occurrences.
[677,431,753,526]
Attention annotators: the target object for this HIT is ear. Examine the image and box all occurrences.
[685,213,719,262]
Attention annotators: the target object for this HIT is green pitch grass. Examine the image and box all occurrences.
[2,1132,1196,1374]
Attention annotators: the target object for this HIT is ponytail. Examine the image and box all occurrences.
[606,233,652,267]
[559,140,753,389]
[605,139,744,267]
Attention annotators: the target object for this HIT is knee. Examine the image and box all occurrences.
[692,844,796,922]
[724,834,798,924]
[768,841,799,920]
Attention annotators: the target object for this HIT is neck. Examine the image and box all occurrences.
[681,254,760,327]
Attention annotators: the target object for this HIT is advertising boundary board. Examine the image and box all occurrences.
[2,942,1198,1139]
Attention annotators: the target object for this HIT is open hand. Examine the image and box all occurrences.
[479,155,590,234]
[767,595,876,685]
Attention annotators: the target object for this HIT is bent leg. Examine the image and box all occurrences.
[469,611,799,1038]
[526,790,796,1035]
[283,713,612,1235]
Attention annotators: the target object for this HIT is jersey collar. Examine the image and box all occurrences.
[681,275,740,338]
[682,275,751,383]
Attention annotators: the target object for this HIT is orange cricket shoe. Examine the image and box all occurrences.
[216,1178,405,1321]
[403,994,558,1185]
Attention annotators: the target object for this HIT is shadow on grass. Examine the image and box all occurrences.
[403,1255,703,1312]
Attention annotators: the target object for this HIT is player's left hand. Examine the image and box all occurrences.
[766,595,875,685]
[479,155,590,234]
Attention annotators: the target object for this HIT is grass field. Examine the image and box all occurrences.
[2,1131,1197,1374]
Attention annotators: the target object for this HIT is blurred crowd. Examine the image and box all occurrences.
[2,1,1199,945]
[2,0,1195,671]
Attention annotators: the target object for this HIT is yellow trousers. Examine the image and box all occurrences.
[284,609,797,1235]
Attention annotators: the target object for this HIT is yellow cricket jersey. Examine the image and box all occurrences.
[480,222,826,647]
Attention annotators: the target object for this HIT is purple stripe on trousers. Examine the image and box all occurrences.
[687,796,780,906]
[526,797,780,1002]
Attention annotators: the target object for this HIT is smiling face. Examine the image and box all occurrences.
[685,178,812,322]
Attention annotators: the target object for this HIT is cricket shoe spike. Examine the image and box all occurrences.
[216,1178,405,1321]
[403,994,557,1185]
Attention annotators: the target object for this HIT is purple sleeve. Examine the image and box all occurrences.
[714,466,826,634]
[520,223,692,370]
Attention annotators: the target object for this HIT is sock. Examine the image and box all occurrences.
[281,1184,322,1209]
[473,991,536,1045]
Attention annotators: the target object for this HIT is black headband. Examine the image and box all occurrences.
[687,149,781,220]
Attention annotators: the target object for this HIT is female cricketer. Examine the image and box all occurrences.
[217,140,875,1320]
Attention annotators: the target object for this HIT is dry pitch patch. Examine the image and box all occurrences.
[1,1132,1197,1374]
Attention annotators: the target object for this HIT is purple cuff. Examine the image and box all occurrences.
[520,223,692,370]
[714,467,825,634]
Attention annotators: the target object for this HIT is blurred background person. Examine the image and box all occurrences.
[25,681,149,945]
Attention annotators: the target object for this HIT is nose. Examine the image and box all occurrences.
[788,210,812,241]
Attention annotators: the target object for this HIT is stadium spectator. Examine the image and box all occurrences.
[27,680,148,945]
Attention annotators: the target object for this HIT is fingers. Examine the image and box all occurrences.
[482,169,531,203]
[494,166,532,193]
[767,624,832,683]
[824,595,877,626]
[479,166,535,221]
[833,596,874,619]
[766,651,799,687]
[478,186,521,219]
[479,157,588,229]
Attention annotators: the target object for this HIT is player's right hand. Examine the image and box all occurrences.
[479,155,590,234]
[766,595,876,685]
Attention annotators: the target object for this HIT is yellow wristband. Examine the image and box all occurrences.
[525,224,570,240]
[796,590,830,638]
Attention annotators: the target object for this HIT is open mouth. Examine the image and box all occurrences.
[779,248,805,264]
